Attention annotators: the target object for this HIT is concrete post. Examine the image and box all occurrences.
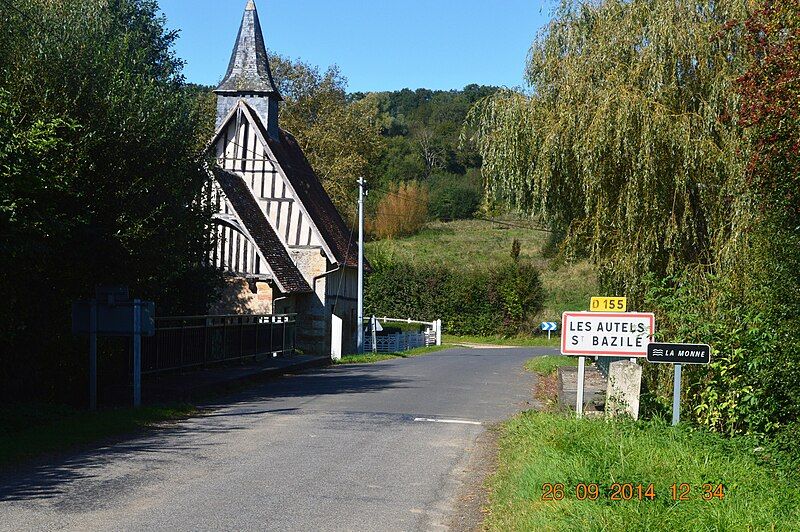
[357,177,365,354]
[605,359,643,420]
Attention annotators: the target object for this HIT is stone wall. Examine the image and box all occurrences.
[211,277,268,314]
[291,248,330,356]
[209,248,350,357]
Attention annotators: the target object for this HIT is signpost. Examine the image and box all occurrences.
[540,321,558,340]
[647,342,711,425]
[72,286,155,409]
[561,309,654,418]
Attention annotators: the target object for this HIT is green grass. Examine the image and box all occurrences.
[366,219,598,323]
[0,403,198,468]
[485,411,800,531]
[444,334,560,348]
[524,355,579,376]
[334,344,453,364]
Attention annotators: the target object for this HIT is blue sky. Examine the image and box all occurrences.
[158,0,553,93]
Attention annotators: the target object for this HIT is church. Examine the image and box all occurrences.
[207,0,360,354]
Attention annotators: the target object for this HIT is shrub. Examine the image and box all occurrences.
[428,171,481,221]
[370,181,429,238]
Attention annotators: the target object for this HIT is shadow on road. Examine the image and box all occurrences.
[0,368,409,503]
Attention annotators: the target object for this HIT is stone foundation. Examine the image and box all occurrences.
[210,277,273,315]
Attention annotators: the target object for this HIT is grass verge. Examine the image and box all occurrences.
[444,334,559,348]
[0,403,198,468]
[484,411,800,531]
[334,344,453,365]
[524,355,578,376]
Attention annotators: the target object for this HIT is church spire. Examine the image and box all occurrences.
[215,0,281,97]
[214,1,282,137]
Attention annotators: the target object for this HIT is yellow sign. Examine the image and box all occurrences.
[590,297,627,312]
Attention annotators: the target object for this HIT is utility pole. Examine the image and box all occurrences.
[357,177,366,353]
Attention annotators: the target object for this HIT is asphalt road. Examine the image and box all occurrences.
[0,346,550,531]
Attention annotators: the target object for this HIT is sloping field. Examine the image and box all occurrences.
[365,219,597,323]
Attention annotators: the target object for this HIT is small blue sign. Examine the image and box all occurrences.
[540,321,558,331]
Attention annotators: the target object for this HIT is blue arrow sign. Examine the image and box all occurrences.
[540,322,558,331]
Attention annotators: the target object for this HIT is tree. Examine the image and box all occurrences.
[466,0,751,300]
[0,0,215,403]
[732,0,800,437]
[270,55,385,214]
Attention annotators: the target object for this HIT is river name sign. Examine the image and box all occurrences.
[647,342,711,365]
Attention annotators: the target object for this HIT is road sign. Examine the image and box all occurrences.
[561,312,654,356]
[590,296,627,312]
[72,294,155,410]
[646,342,712,426]
[72,300,155,336]
[647,343,711,365]
[540,322,558,331]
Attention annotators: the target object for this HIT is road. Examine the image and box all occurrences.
[0,346,549,531]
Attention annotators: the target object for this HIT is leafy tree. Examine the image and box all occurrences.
[0,0,216,403]
[734,0,800,437]
[270,55,385,214]
[364,85,497,219]
[370,181,429,239]
[466,0,800,439]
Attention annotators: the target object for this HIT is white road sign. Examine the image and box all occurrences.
[561,312,655,356]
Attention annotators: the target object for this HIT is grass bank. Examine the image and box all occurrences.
[334,344,453,365]
[0,403,198,468]
[524,355,578,376]
[484,411,800,530]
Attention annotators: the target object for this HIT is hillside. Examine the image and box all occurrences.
[365,219,597,325]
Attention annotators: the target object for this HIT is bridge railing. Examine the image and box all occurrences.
[140,313,296,374]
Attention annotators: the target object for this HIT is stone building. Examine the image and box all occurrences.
[207,0,359,354]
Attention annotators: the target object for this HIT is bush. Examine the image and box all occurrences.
[428,171,481,221]
[365,257,544,336]
[370,181,429,239]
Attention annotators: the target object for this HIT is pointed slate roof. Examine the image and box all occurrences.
[212,166,311,293]
[215,1,282,99]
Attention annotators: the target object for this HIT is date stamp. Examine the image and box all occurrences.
[541,483,725,501]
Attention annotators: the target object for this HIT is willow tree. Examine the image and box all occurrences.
[466,0,752,300]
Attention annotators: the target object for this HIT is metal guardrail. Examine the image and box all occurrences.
[140,313,296,374]
[364,331,432,353]
[365,316,442,351]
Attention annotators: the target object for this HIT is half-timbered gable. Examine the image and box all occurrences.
[206,0,360,353]
[210,166,311,293]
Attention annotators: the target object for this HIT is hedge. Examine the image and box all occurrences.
[364,259,544,336]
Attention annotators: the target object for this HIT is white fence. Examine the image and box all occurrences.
[363,316,442,353]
